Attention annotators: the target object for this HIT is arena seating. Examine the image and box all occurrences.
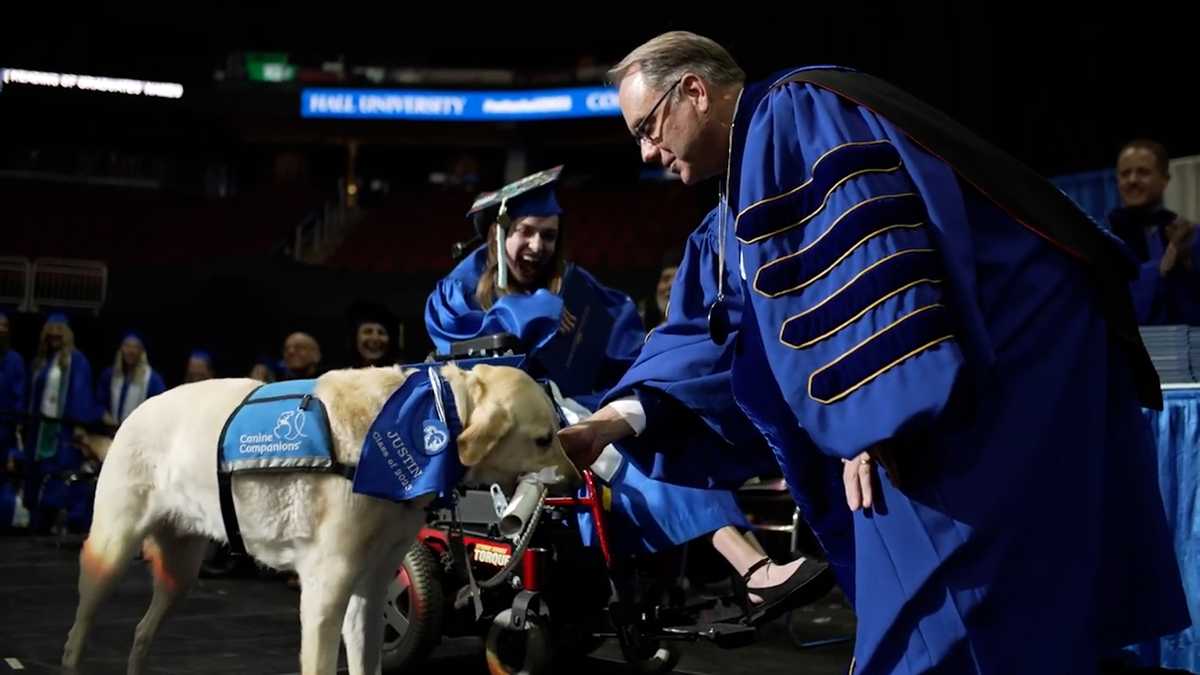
[323,183,708,276]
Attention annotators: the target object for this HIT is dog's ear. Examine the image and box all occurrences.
[457,372,513,466]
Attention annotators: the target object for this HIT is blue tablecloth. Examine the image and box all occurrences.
[1129,386,1200,672]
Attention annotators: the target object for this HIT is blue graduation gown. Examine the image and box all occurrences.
[0,349,26,459]
[0,479,21,528]
[1116,215,1200,326]
[97,366,167,425]
[26,350,97,530]
[424,246,746,552]
[725,67,1188,674]
[425,245,645,386]
[1108,206,1200,326]
[426,247,565,357]
[604,207,854,592]
[605,208,769,488]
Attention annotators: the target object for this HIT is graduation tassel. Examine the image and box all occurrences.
[496,197,510,290]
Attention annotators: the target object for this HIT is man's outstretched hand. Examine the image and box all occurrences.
[556,404,636,471]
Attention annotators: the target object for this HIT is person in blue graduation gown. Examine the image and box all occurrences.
[580,31,1190,674]
[426,176,749,552]
[24,312,97,533]
[1,312,27,529]
[425,188,643,404]
[426,174,827,615]
[96,331,166,428]
[1108,139,1200,326]
[0,311,26,474]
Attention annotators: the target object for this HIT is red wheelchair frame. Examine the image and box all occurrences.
[382,468,759,674]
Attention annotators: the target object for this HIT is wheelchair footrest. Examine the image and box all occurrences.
[661,621,757,649]
[655,599,718,627]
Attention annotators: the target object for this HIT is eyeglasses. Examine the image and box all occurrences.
[631,77,683,147]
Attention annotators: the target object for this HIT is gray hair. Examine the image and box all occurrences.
[607,31,745,93]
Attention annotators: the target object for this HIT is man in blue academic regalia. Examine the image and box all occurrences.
[1107,139,1200,326]
[559,31,1189,674]
[574,203,857,600]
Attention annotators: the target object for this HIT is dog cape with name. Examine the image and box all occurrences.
[352,367,464,505]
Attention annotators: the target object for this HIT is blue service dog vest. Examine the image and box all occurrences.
[216,369,464,555]
[219,379,337,473]
[216,379,345,554]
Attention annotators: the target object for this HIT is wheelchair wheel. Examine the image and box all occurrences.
[484,608,552,675]
[381,544,444,673]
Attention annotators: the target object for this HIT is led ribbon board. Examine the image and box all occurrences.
[301,86,621,121]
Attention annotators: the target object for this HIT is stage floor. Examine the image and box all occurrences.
[0,535,855,674]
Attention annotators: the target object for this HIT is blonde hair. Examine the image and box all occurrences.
[607,31,745,92]
[34,321,75,372]
[112,341,149,382]
[474,219,566,310]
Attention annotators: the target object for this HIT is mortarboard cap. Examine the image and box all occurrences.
[467,165,564,221]
[508,183,561,219]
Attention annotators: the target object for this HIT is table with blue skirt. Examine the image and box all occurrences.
[1129,384,1200,672]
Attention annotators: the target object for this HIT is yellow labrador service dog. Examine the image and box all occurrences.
[62,363,578,675]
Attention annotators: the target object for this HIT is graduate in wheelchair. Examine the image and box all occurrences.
[393,167,834,673]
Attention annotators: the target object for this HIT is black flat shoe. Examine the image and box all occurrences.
[732,556,836,626]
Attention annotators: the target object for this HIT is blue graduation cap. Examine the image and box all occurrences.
[46,312,70,326]
[467,166,565,290]
[509,183,561,219]
[467,165,564,220]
